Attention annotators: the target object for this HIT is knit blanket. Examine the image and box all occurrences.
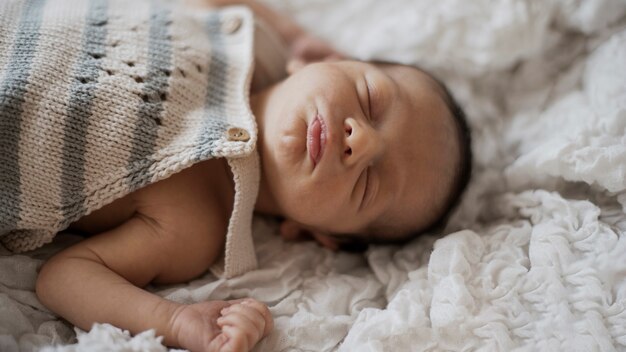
[1,0,626,351]
[0,0,257,258]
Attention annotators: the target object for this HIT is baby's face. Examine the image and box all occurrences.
[255,60,458,242]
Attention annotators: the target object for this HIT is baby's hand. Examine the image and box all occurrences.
[171,299,273,352]
[286,34,345,74]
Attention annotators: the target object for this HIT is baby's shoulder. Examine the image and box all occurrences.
[135,158,235,237]
[72,158,234,240]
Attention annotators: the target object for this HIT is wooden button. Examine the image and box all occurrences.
[226,127,250,142]
[221,16,242,35]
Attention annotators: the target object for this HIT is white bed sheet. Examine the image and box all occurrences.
[1,0,626,351]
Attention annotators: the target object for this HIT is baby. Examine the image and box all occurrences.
[0,0,471,351]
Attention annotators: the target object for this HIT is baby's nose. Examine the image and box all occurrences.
[342,117,382,167]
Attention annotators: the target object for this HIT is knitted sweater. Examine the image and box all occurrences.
[0,0,264,278]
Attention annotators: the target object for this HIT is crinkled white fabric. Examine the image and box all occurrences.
[1,0,626,351]
[39,325,172,352]
[504,30,626,195]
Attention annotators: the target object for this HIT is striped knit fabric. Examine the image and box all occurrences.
[0,0,260,278]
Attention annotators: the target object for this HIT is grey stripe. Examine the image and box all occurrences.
[59,0,108,224]
[126,2,173,190]
[194,12,229,160]
[0,0,46,234]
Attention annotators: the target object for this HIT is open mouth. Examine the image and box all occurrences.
[307,114,327,167]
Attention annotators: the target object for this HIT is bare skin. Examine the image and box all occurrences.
[35,1,459,352]
[37,159,274,351]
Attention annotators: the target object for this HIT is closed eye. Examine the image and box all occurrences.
[359,78,373,121]
[366,81,373,119]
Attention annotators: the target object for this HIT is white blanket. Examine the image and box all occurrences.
[1,0,626,351]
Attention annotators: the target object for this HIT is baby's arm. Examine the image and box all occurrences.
[36,168,272,351]
[37,217,186,343]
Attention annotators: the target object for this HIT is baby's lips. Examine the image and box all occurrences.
[307,114,327,167]
[307,116,322,166]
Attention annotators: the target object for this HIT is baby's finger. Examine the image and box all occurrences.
[220,325,249,352]
[238,299,274,336]
[286,59,305,75]
[224,299,274,335]
[323,52,346,62]
[217,308,261,348]
[206,333,229,352]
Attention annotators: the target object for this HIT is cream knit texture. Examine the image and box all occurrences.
[0,0,259,278]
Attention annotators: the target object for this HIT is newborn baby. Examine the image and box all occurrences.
[0,0,471,351]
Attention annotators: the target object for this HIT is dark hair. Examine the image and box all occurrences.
[425,72,472,232]
[335,62,473,252]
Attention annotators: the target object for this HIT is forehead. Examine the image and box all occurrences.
[366,63,458,238]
